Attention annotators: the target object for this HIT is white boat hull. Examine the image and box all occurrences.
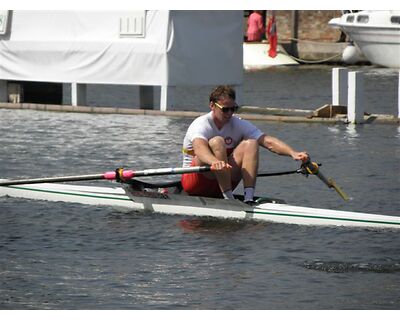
[243,42,298,70]
[329,11,400,68]
[340,26,400,68]
[1,181,399,229]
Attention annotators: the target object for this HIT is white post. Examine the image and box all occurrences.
[160,85,175,112]
[347,71,364,124]
[332,67,348,106]
[71,83,87,106]
[0,80,7,102]
[398,71,400,118]
[139,85,154,109]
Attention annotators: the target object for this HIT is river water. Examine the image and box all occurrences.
[0,65,399,309]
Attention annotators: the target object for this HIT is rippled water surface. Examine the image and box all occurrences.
[1,67,399,309]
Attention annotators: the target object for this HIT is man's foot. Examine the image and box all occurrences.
[222,189,234,199]
[244,199,258,206]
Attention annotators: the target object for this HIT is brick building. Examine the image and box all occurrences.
[245,10,342,41]
[245,10,346,61]
[275,10,342,41]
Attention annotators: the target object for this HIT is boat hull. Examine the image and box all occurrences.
[243,42,298,70]
[340,26,400,68]
[1,182,399,229]
[329,11,400,68]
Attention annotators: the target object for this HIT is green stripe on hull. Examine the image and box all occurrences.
[249,209,400,226]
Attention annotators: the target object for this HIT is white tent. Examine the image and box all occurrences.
[0,10,243,110]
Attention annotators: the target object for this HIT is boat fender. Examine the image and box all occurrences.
[342,43,361,64]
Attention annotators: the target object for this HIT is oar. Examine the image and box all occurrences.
[303,160,350,201]
[1,162,349,201]
[0,166,213,186]
[257,168,303,177]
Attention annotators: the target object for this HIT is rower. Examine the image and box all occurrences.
[180,85,309,203]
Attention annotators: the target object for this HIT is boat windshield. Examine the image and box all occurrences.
[357,15,369,23]
[391,16,400,24]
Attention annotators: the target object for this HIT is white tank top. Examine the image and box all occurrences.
[182,112,264,167]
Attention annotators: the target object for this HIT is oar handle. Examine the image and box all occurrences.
[132,165,212,177]
[103,165,212,181]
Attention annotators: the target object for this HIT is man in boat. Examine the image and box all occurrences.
[181,85,309,203]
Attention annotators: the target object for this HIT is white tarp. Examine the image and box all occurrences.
[0,10,243,86]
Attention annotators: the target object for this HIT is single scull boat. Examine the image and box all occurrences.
[1,179,399,229]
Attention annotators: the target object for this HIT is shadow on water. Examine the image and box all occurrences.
[303,260,400,273]
[177,217,267,234]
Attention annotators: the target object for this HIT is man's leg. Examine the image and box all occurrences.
[230,139,259,201]
[192,137,259,199]
[207,136,233,197]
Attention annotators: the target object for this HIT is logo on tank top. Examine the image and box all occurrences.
[224,137,233,145]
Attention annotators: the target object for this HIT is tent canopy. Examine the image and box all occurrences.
[0,10,243,86]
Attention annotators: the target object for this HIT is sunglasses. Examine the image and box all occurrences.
[214,102,239,114]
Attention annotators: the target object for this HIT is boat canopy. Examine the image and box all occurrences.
[0,10,243,87]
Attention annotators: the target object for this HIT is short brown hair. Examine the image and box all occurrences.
[209,85,236,103]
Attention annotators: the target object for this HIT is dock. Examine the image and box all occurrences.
[1,102,398,125]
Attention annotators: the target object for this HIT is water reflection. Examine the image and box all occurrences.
[344,124,360,144]
[327,126,341,135]
[303,260,400,273]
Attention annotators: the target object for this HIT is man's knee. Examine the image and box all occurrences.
[242,138,259,151]
[208,136,225,150]
[231,139,259,168]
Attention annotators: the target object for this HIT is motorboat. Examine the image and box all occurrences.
[329,10,400,68]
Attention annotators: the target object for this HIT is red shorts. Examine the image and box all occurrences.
[181,159,238,198]
[181,168,222,198]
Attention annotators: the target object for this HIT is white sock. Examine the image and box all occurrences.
[222,190,234,199]
[244,187,255,202]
